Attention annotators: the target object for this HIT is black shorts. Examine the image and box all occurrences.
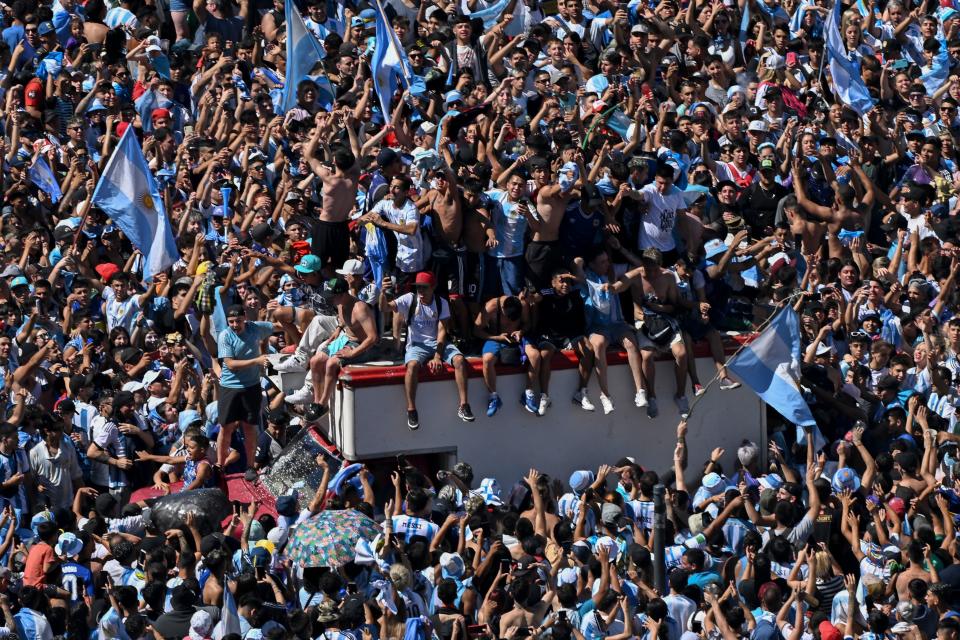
[430,245,455,297]
[451,246,482,302]
[312,219,351,270]
[219,385,263,425]
[524,240,561,292]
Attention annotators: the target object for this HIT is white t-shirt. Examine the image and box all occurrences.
[373,198,427,273]
[394,294,450,346]
[104,295,141,333]
[638,183,685,252]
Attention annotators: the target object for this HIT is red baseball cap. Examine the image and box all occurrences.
[116,121,130,137]
[151,108,172,122]
[95,263,120,282]
[819,621,842,640]
[415,271,436,287]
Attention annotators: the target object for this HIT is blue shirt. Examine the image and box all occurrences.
[61,561,94,603]
[217,321,274,388]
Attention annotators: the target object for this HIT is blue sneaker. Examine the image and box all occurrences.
[523,392,538,415]
[486,394,502,417]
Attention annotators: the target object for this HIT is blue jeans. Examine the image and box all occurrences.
[483,255,524,297]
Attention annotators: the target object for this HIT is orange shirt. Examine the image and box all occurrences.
[23,541,54,587]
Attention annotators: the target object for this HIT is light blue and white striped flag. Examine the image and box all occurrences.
[213,585,241,640]
[824,0,874,115]
[91,126,178,280]
[282,0,326,114]
[28,156,62,204]
[465,0,512,29]
[372,0,411,119]
[727,307,826,452]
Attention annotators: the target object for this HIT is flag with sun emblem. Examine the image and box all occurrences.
[91,126,179,280]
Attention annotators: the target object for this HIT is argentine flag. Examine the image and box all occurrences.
[824,0,874,115]
[28,156,62,204]
[282,0,326,114]
[372,0,411,120]
[91,126,179,280]
[727,307,826,452]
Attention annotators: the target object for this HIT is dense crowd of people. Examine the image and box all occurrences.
[2,0,960,636]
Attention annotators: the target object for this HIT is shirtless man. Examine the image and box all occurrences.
[628,247,689,418]
[791,154,875,259]
[305,276,378,420]
[417,164,470,335]
[305,112,361,274]
[474,294,529,417]
[530,161,582,290]
[780,193,825,256]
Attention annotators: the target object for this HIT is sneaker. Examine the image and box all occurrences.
[486,394,502,417]
[572,389,595,412]
[523,391,538,415]
[675,395,690,418]
[647,396,659,419]
[407,410,420,430]
[458,404,475,422]
[719,377,742,391]
[244,468,258,483]
[274,354,307,373]
[600,394,615,414]
[305,403,328,421]
[538,394,551,416]
[635,389,648,408]
[284,385,314,405]
[693,383,706,397]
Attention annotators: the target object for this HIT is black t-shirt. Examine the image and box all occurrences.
[740,180,788,237]
[536,291,586,340]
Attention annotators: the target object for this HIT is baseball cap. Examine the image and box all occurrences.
[142,370,163,387]
[295,254,323,274]
[9,276,29,290]
[747,120,769,132]
[415,271,437,287]
[323,276,348,295]
[37,21,55,36]
[444,90,463,105]
[335,259,365,276]
[831,467,861,493]
[376,148,400,169]
[416,121,438,136]
[151,108,171,121]
[760,158,776,171]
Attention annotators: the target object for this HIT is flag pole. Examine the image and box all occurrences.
[686,289,806,418]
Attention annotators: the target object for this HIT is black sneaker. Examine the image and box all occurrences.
[244,468,258,483]
[458,404,475,422]
[407,410,420,430]
[305,403,328,421]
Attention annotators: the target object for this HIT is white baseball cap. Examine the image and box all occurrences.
[335,258,365,276]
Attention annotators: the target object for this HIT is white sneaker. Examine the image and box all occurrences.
[572,389,595,412]
[538,394,551,416]
[675,395,690,418]
[284,384,314,405]
[719,377,742,390]
[275,354,307,373]
[600,394,615,415]
[635,389,648,407]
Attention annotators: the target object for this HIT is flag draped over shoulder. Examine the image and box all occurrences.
[727,307,827,452]
[824,0,875,115]
[91,127,179,280]
[372,0,411,119]
[282,0,326,114]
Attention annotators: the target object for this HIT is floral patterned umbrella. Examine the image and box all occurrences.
[286,509,381,568]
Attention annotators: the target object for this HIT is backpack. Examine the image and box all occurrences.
[641,311,677,346]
